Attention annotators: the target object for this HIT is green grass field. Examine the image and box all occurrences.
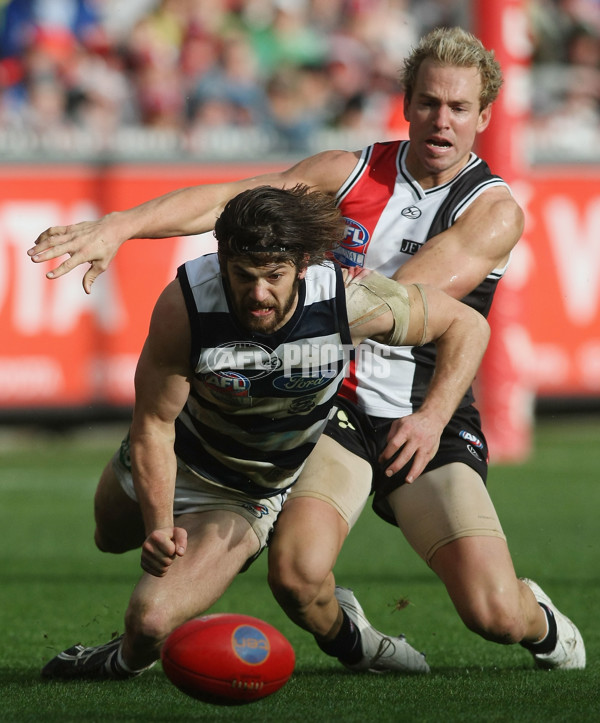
[1,416,598,722]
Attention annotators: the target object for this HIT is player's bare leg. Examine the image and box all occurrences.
[94,462,146,552]
[431,534,585,667]
[431,535,545,643]
[389,462,585,669]
[122,509,259,670]
[42,509,258,679]
[268,436,371,640]
[269,436,429,673]
[268,495,347,638]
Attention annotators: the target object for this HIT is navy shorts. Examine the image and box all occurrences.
[323,397,489,525]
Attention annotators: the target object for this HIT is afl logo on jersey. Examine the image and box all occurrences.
[204,341,281,379]
[204,371,251,397]
[333,218,369,267]
[242,502,269,519]
[401,206,421,219]
[459,430,484,449]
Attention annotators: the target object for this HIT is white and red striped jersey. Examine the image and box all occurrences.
[334,140,512,417]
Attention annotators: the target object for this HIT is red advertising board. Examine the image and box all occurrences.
[521,168,600,396]
[0,163,274,409]
[0,163,599,414]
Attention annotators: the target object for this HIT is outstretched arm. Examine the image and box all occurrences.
[346,273,490,481]
[28,150,359,293]
[129,280,191,577]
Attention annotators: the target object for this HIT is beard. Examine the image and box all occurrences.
[235,278,299,334]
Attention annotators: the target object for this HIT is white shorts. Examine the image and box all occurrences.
[111,444,287,553]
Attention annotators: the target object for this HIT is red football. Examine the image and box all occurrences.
[161,613,295,705]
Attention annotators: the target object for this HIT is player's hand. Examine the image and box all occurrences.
[378,410,444,483]
[27,215,124,294]
[140,526,187,577]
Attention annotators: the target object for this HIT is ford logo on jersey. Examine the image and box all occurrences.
[332,218,369,267]
[273,374,333,393]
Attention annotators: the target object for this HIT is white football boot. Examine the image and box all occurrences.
[521,578,586,670]
[334,586,430,673]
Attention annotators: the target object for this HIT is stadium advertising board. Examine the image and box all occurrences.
[0,163,598,411]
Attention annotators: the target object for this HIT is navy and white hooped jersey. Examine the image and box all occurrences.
[175,254,352,497]
[333,140,512,418]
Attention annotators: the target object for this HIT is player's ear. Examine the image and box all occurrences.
[403,93,411,120]
[477,104,492,133]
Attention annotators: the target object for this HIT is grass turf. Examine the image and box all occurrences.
[0,417,598,721]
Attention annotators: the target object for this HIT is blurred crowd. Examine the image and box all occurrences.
[529,0,600,161]
[0,0,598,160]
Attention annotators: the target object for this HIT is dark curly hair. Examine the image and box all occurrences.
[215,184,346,270]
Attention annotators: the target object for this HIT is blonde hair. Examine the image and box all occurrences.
[401,27,503,109]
